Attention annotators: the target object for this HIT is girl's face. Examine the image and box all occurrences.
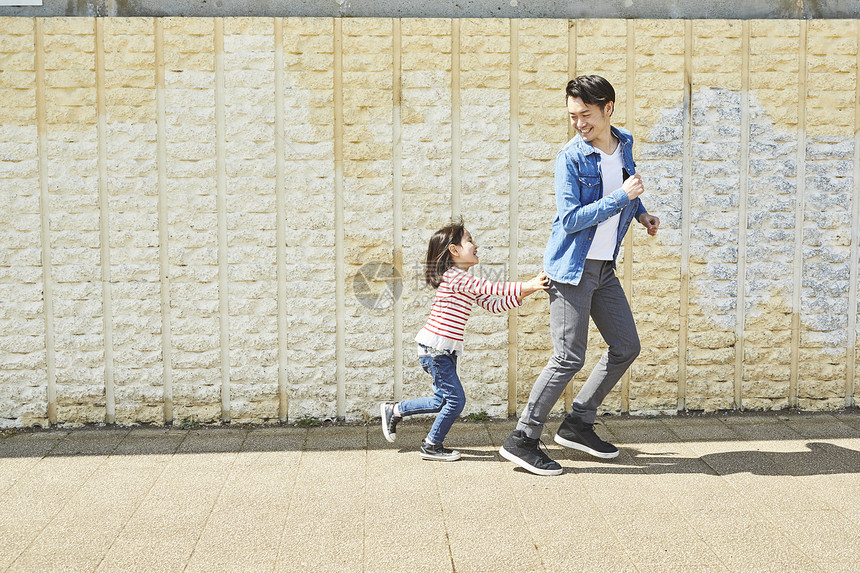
[450,230,479,270]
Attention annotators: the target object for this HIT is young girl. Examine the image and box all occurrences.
[380,219,549,461]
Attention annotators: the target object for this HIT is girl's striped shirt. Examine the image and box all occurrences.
[415,266,522,355]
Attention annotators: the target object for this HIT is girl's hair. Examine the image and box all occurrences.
[424,217,465,288]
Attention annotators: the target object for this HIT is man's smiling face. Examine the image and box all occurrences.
[567,96,613,147]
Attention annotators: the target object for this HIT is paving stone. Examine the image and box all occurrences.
[0,415,858,572]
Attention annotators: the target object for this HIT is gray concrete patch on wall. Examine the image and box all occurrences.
[2,0,860,18]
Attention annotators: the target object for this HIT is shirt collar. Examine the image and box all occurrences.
[573,125,629,156]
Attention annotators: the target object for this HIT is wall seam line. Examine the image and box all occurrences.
[735,21,750,411]
[392,18,404,403]
[790,20,807,408]
[847,20,860,407]
[274,17,289,421]
[679,20,692,411]
[95,18,115,424]
[567,18,577,149]
[215,19,231,421]
[621,19,635,413]
[564,18,576,411]
[155,18,172,424]
[451,19,461,219]
[334,18,346,419]
[507,19,519,416]
[34,18,57,425]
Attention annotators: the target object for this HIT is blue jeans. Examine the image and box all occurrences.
[398,350,466,445]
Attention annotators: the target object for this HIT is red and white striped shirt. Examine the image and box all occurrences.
[415,266,522,355]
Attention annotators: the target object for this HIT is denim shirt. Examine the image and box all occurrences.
[543,126,648,285]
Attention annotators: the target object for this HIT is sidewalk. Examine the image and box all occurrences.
[1,411,859,572]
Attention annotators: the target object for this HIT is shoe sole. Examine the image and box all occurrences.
[553,434,619,459]
[380,403,395,443]
[498,446,563,476]
[420,452,461,462]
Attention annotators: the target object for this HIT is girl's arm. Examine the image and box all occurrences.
[447,268,522,299]
[517,270,549,303]
[475,293,521,314]
[473,271,549,312]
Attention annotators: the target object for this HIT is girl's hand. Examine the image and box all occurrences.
[520,270,550,300]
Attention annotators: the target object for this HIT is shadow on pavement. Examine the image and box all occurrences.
[564,441,860,476]
[1,412,859,478]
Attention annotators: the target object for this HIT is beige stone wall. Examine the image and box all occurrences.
[0,17,858,427]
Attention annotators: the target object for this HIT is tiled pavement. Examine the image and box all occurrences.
[1,411,859,572]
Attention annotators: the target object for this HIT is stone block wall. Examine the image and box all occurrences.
[0,17,858,427]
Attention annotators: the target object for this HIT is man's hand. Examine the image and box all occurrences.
[639,213,660,236]
[622,173,645,201]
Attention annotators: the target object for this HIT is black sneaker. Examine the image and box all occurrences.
[420,441,461,461]
[380,402,400,442]
[554,415,619,459]
[499,430,562,476]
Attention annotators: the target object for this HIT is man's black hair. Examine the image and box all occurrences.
[565,75,615,110]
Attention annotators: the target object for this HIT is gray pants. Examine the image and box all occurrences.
[516,260,640,439]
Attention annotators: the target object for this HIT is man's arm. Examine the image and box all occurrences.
[624,173,659,236]
[555,152,631,235]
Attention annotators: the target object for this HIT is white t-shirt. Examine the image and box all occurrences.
[586,143,624,261]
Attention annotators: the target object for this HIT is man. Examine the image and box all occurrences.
[499,75,660,476]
